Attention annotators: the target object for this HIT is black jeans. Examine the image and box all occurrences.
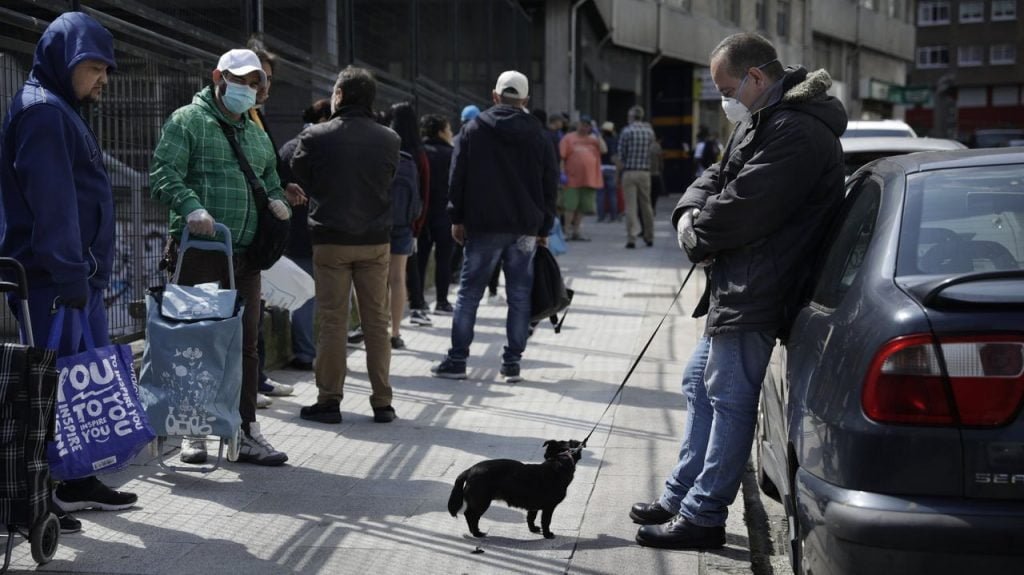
[418,218,456,307]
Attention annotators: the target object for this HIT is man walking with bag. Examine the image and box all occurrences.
[430,71,557,383]
[150,48,291,466]
[0,12,137,531]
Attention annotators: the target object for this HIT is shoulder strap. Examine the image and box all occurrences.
[216,119,269,209]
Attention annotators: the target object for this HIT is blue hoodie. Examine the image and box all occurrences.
[0,12,117,300]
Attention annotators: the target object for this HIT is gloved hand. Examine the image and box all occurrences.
[269,199,290,220]
[186,208,216,237]
[54,279,88,310]
[676,208,700,251]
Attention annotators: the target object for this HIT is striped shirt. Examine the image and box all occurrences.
[618,121,656,171]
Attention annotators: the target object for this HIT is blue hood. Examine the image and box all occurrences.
[29,12,116,107]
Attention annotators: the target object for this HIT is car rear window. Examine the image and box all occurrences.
[843,129,915,138]
[898,165,1024,276]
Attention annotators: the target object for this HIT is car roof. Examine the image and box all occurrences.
[841,137,965,154]
[880,146,1024,174]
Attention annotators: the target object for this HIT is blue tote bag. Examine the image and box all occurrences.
[47,308,156,481]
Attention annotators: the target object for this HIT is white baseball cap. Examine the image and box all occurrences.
[217,49,267,84]
[494,70,529,99]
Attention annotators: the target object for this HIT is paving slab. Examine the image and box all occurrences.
[3,197,763,574]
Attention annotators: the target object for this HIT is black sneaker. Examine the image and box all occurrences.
[629,501,675,525]
[625,242,636,249]
[55,507,81,534]
[431,358,467,380]
[500,363,522,383]
[390,335,406,350]
[372,405,397,423]
[300,400,342,424]
[289,358,314,371]
[644,239,654,247]
[347,327,365,345]
[434,301,454,314]
[54,476,137,512]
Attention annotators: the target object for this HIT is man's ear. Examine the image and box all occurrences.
[212,69,223,85]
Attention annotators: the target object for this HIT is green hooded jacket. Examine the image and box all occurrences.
[150,85,287,249]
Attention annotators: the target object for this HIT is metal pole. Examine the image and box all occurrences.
[569,0,589,121]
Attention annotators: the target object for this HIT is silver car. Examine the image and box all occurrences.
[757,148,1024,574]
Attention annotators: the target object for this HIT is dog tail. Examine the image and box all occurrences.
[448,469,469,517]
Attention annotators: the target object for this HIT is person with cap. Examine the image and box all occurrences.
[558,115,604,241]
[431,70,557,383]
[150,48,291,466]
[617,105,657,248]
[598,121,620,223]
[0,11,138,533]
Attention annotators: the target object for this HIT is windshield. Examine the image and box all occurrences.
[898,164,1024,276]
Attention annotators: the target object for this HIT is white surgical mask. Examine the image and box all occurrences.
[221,81,257,115]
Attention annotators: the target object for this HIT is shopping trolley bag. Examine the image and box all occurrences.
[138,224,243,468]
[1,257,60,569]
[45,308,155,481]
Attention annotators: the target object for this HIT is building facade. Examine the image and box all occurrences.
[906,0,1023,139]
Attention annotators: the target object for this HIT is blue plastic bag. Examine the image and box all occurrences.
[548,218,568,256]
[47,308,156,480]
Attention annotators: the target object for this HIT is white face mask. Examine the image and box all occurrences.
[721,74,752,124]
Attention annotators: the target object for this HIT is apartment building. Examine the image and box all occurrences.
[907,0,1024,139]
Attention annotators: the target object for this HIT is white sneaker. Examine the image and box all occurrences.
[257,393,273,409]
[230,422,288,466]
[261,378,294,397]
[179,436,208,464]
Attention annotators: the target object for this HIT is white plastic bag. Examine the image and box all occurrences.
[260,256,315,312]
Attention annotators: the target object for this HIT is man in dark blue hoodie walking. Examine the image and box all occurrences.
[431,71,557,383]
[0,12,137,532]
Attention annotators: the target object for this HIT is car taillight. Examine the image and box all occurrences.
[862,335,1024,427]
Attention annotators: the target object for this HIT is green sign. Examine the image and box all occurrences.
[888,85,933,105]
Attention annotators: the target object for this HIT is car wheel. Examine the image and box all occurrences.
[755,402,781,501]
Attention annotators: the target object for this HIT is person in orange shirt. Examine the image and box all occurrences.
[558,115,606,241]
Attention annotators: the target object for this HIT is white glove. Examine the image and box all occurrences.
[269,199,290,220]
[185,208,216,237]
[676,208,699,251]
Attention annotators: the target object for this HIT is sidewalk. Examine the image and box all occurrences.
[5,197,759,575]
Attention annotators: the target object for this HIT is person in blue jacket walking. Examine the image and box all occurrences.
[0,12,138,532]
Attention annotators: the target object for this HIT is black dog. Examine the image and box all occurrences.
[447,439,582,539]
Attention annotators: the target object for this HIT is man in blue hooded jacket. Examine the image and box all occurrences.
[0,12,137,532]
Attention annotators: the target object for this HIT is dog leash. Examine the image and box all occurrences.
[578,262,698,449]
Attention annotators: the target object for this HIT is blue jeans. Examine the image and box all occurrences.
[446,233,536,365]
[659,331,775,527]
[290,256,316,363]
[598,165,617,221]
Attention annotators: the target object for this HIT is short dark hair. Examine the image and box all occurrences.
[499,94,524,106]
[628,105,645,121]
[336,66,376,109]
[302,99,332,124]
[710,33,783,81]
[420,113,449,139]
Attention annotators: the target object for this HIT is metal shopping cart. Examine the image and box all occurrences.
[138,225,242,472]
[0,258,59,573]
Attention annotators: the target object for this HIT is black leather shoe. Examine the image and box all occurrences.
[635,518,726,550]
[300,400,342,424]
[629,501,674,525]
[372,405,397,423]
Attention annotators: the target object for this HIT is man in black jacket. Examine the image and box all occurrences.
[630,33,847,550]
[431,71,557,383]
[291,66,401,424]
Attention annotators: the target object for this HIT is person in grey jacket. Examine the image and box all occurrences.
[291,66,401,425]
[631,33,847,550]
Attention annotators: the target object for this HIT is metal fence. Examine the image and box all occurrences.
[0,0,535,343]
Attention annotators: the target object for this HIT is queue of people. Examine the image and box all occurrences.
[2,11,841,556]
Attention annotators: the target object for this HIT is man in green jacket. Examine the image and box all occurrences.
[150,48,290,466]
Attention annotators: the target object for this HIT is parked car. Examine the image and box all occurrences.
[841,136,965,178]
[843,119,917,138]
[969,128,1024,149]
[756,148,1024,575]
